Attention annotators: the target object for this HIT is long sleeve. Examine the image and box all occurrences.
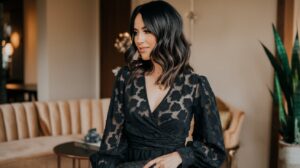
[90,67,128,168]
[177,76,226,168]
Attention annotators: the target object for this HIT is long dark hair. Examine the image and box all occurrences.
[125,0,193,87]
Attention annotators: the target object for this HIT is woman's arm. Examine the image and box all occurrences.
[176,76,226,168]
[90,67,129,168]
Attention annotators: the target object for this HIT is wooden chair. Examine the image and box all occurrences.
[217,97,245,168]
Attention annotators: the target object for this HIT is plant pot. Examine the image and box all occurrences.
[279,140,300,168]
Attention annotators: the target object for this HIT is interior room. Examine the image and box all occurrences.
[0,0,299,168]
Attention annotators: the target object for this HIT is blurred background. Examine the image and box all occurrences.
[0,0,299,168]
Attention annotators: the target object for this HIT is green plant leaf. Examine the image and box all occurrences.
[295,118,300,144]
[261,42,293,111]
[275,74,287,127]
[272,24,291,77]
[294,84,300,144]
[272,25,294,112]
[291,32,300,93]
[261,25,300,144]
[272,100,286,136]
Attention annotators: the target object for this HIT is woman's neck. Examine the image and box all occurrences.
[146,61,162,78]
[145,61,169,90]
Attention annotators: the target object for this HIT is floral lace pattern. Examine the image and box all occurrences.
[90,66,226,168]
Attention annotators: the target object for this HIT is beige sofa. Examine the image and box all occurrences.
[0,98,244,168]
[0,99,110,168]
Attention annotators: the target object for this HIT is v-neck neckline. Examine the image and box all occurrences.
[142,74,174,114]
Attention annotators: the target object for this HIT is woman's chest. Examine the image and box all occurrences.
[123,75,196,127]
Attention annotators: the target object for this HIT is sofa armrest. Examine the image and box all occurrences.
[223,109,245,149]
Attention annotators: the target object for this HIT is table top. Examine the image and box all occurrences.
[53,141,98,160]
[6,83,37,92]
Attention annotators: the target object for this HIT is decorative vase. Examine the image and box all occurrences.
[279,140,300,168]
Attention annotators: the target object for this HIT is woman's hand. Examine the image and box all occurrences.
[143,151,182,168]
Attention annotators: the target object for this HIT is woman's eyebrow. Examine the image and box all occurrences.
[133,26,147,30]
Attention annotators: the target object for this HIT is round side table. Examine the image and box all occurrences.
[53,141,98,168]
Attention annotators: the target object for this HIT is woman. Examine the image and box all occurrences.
[90,1,226,168]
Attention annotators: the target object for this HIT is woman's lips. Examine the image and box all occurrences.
[138,47,149,53]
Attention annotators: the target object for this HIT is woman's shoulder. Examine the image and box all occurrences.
[113,65,131,82]
[183,70,215,99]
[113,65,130,75]
[182,69,209,85]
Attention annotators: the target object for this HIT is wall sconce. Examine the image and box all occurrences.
[10,32,20,48]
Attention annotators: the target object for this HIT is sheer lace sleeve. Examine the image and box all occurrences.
[90,67,129,168]
[177,76,226,168]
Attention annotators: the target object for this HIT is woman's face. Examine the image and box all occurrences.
[134,13,157,61]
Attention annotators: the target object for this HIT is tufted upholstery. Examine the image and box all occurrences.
[0,98,110,168]
[0,102,39,142]
[35,99,105,136]
[0,99,110,143]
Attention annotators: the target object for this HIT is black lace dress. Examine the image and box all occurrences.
[90,66,226,168]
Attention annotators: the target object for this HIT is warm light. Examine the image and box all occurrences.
[2,42,14,68]
[11,32,20,48]
[3,43,14,56]
[114,32,132,53]
[2,40,6,47]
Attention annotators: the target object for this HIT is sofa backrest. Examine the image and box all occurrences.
[0,102,39,142]
[0,98,111,142]
[0,97,240,147]
[35,99,109,136]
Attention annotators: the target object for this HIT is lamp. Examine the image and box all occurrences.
[2,40,13,69]
[114,32,132,53]
[10,32,20,48]
[1,24,14,69]
[112,32,132,75]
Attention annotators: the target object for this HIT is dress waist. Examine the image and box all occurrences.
[126,146,181,162]
[126,135,185,162]
[127,136,185,150]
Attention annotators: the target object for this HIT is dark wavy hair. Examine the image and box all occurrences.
[124,0,193,87]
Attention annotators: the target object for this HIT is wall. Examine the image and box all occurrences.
[36,0,99,101]
[189,1,276,168]
[132,0,276,167]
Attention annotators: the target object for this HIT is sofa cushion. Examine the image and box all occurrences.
[216,97,229,111]
[0,104,18,141]
[0,109,6,142]
[35,99,106,136]
[0,134,83,165]
[0,103,39,142]
[219,110,233,130]
[215,97,232,130]
[23,103,40,138]
[1,155,90,168]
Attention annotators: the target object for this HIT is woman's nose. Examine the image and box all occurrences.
[135,33,145,44]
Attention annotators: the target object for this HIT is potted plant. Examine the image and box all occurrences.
[261,24,300,167]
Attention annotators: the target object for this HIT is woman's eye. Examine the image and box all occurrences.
[133,31,137,36]
[144,30,151,34]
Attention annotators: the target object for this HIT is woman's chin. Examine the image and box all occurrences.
[140,54,151,61]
